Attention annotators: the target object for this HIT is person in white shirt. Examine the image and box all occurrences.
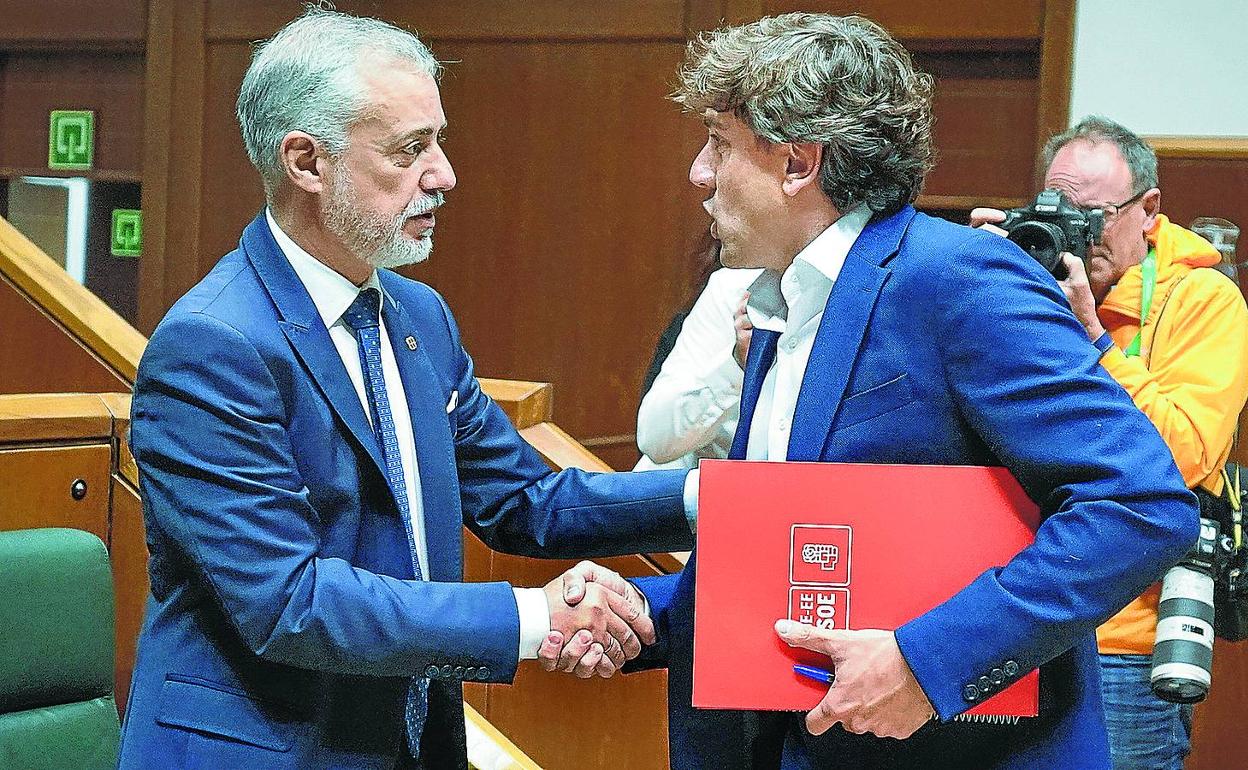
[635,265,761,470]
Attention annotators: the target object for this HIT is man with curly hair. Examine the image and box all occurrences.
[549,13,1195,769]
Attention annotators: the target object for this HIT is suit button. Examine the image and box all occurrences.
[477,667,492,680]
[962,684,979,703]
[464,667,477,679]
[424,665,440,678]
[453,666,465,678]
[440,665,454,677]
[978,676,992,693]
[1003,660,1019,677]
[989,667,1005,685]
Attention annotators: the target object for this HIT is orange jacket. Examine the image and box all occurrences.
[1096,215,1248,655]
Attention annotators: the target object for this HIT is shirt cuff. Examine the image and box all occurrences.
[683,468,700,534]
[513,587,550,661]
[1092,331,1115,356]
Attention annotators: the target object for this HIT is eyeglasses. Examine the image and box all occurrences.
[1086,188,1148,220]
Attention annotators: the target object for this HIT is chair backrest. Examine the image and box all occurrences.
[0,528,119,769]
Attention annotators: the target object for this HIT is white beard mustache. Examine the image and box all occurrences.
[322,169,443,269]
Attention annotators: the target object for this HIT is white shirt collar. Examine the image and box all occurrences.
[746,204,871,332]
[265,209,390,330]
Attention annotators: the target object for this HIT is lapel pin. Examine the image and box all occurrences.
[405,336,418,351]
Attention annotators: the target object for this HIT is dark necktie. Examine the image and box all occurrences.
[729,328,781,461]
[340,287,428,756]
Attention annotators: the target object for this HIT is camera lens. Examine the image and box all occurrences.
[1007,222,1068,279]
[1151,519,1222,704]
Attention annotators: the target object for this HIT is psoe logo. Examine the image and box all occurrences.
[789,586,850,631]
[790,524,851,585]
[802,543,839,571]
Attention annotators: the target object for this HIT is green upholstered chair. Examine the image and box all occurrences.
[0,528,120,769]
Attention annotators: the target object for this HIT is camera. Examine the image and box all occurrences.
[1150,517,1232,703]
[999,189,1105,279]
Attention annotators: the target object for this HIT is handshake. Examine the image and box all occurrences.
[538,561,650,679]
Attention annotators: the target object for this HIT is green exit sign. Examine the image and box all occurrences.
[111,209,142,257]
[48,110,95,171]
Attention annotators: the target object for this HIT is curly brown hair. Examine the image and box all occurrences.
[673,13,935,215]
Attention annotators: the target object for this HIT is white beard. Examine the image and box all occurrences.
[322,169,441,269]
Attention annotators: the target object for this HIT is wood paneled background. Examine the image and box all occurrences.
[0,0,1082,467]
[4,1,1247,767]
[130,0,1079,471]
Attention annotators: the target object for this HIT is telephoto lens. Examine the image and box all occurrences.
[1151,519,1232,703]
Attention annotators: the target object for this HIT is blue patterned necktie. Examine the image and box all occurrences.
[340,287,429,756]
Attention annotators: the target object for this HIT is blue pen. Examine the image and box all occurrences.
[793,664,835,685]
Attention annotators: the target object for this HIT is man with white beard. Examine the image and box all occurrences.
[117,8,697,769]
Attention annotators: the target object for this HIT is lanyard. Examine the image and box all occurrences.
[1124,247,1158,358]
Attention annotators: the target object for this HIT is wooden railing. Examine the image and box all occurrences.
[0,214,145,391]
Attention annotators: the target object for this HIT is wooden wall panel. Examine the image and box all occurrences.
[0,52,144,180]
[920,51,1040,204]
[1189,638,1248,770]
[205,0,688,42]
[138,0,208,332]
[1154,153,1248,300]
[414,39,705,447]
[1034,0,1075,160]
[0,273,131,394]
[761,0,1044,44]
[0,444,112,544]
[198,42,263,267]
[110,478,146,712]
[1155,155,1248,241]
[141,1,1076,467]
[0,0,145,49]
[190,29,705,460]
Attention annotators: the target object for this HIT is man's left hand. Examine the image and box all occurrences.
[775,620,935,739]
[1057,253,1105,341]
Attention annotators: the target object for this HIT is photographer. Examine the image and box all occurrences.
[974,116,1248,770]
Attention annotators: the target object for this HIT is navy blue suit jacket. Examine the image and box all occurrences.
[635,206,1197,769]
[117,214,695,769]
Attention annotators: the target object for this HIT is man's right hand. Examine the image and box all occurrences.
[969,207,1008,237]
[541,561,653,673]
[539,561,651,677]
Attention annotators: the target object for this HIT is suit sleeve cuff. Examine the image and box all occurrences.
[1092,331,1115,356]
[683,468,700,534]
[513,587,550,661]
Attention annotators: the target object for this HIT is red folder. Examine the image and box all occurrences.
[693,460,1041,717]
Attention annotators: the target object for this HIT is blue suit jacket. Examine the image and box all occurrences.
[634,206,1197,770]
[117,214,695,769]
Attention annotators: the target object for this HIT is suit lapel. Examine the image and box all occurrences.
[786,206,916,462]
[241,214,389,479]
[378,276,463,582]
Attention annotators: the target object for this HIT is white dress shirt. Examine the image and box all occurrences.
[745,206,871,461]
[266,211,548,660]
[635,267,763,470]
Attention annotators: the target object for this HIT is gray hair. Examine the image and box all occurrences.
[237,5,441,196]
[1042,115,1159,192]
[673,13,935,215]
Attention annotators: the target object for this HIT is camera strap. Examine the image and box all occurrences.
[1221,465,1242,550]
[1124,247,1158,358]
